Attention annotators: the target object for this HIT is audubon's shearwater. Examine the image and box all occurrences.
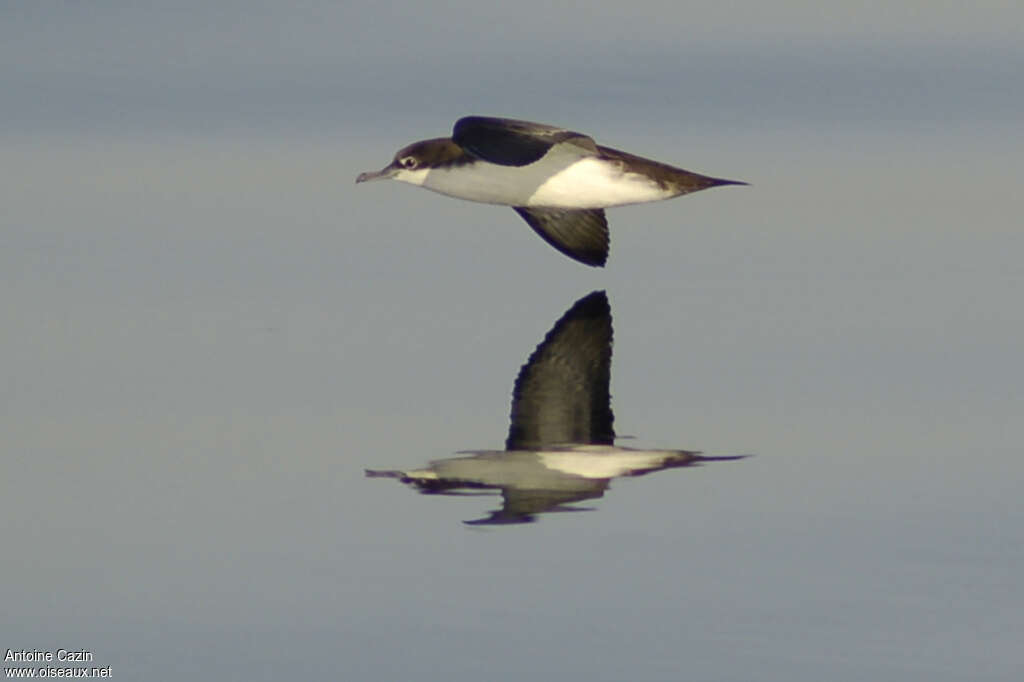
[356,116,746,266]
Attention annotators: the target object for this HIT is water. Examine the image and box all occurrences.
[3,4,1023,680]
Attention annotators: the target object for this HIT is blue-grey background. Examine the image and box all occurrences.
[3,2,1022,680]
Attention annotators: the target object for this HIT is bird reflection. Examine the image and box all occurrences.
[366,291,745,525]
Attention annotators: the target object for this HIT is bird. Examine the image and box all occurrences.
[356,115,746,267]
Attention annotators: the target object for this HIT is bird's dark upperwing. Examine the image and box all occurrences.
[513,207,609,267]
[453,116,599,166]
[505,291,615,450]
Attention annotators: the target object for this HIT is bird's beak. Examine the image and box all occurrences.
[355,164,398,183]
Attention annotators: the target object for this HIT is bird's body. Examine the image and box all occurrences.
[388,139,678,209]
[357,116,745,266]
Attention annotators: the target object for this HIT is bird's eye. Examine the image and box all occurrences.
[400,156,417,169]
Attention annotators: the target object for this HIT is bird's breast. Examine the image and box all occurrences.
[418,157,674,209]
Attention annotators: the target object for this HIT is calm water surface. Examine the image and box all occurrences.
[3,6,1023,679]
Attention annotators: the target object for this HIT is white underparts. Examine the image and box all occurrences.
[526,158,674,208]
[396,155,674,210]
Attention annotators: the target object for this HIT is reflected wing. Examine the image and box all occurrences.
[506,291,615,450]
[464,482,609,525]
[513,207,609,267]
[453,116,599,166]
